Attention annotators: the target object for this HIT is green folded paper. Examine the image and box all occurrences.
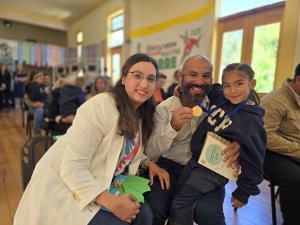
[117,175,151,203]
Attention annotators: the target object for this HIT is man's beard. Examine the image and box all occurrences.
[181,82,210,103]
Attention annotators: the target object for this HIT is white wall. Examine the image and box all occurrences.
[67,0,124,47]
[129,0,212,30]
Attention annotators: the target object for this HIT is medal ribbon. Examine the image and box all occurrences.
[197,99,248,118]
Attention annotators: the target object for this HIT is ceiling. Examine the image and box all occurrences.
[0,0,108,31]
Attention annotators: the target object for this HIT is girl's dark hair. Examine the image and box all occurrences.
[111,53,158,146]
[222,63,260,104]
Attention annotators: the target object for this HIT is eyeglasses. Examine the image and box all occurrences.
[128,71,156,85]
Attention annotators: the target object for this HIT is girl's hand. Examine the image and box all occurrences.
[147,160,170,190]
[222,140,240,167]
[231,197,246,209]
[97,192,140,223]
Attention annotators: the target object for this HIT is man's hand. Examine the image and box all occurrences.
[222,140,240,167]
[171,107,193,131]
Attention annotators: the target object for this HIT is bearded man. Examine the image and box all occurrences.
[145,55,240,225]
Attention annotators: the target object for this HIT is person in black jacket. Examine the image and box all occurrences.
[58,76,86,124]
[153,73,167,104]
[0,63,12,110]
[166,69,180,98]
[26,72,48,135]
[169,63,267,225]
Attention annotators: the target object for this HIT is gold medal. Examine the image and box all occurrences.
[192,105,203,117]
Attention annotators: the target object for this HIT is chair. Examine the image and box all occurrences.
[263,173,279,225]
[20,136,57,190]
[25,111,34,137]
[24,101,34,137]
[234,173,279,225]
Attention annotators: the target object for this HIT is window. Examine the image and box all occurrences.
[77,31,83,63]
[220,0,285,17]
[215,2,284,92]
[109,14,124,48]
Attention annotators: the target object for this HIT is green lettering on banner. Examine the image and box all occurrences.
[157,56,177,70]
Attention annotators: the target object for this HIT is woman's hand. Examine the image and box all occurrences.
[222,140,240,167]
[231,197,246,209]
[147,160,170,190]
[96,191,140,223]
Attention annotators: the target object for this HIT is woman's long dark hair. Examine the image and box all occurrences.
[111,53,158,146]
[222,63,260,105]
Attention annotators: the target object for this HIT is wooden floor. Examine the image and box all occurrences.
[0,109,283,225]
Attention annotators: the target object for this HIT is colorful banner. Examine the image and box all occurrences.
[130,4,214,78]
[17,41,24,64]
[1,38,69,68]
[23,42,30,64]
[47,44,52,67]
[30,42,36,65]
[10,40,18,61]
[60,47,66,66]
[41,44,47,67]
[36,43,42,67]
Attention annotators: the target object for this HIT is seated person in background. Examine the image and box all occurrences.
[26,72,48,136]
[44,77,71,135]
[166,69,180,98]
[52,73,67,89]
[86,76,110,100]
[153,73,167,104]
[260,63,300,225]
[41,73,52,96]
[58,76,86,124]
[169,63,267,225]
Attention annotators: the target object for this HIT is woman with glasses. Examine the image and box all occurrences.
[14,53,169,225]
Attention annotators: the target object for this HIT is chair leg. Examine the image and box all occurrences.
[22,109,25,127]
[270,182,277,225]
[29,120,32,138]
[26,114,33,138]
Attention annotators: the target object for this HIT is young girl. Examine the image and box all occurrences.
[14,54,169,225]
[169,63,267,225]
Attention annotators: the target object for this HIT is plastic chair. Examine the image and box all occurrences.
[20,136,57,190]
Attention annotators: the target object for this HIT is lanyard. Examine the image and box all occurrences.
[197,100,227,116]
[225,99,248,119]
[197,99,248,118]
